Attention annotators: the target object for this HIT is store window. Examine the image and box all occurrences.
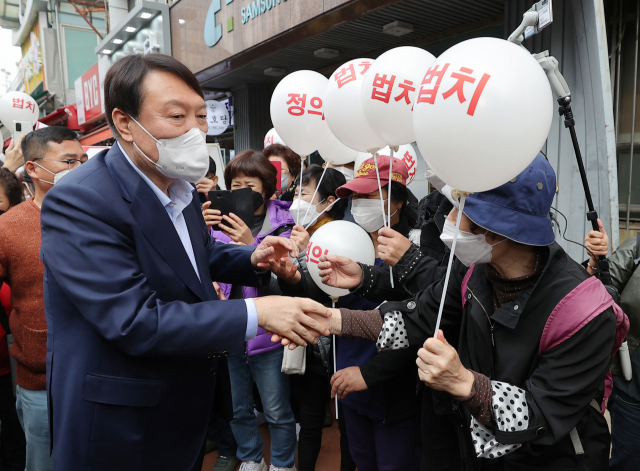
[62,26,102,91]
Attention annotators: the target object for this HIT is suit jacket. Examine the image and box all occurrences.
[40,145,266,471]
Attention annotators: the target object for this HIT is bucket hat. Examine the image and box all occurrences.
[463,153,556,246]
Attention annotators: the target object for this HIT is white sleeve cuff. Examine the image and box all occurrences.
[244,298,259,341]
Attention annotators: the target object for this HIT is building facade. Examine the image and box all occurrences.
[169,0,625,258]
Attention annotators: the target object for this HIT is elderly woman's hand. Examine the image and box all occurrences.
[290,224,310,254]
[331,367,367,399]
[377,226,412,267]
[416,330,475,400]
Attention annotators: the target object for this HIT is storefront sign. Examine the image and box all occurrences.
[205,0,290,47]
[172,0,351,74]
[74,57,109,125]
[205,100,230,135]
[241,0,288,24]
[220,97,234,125]
[19,21,44,95]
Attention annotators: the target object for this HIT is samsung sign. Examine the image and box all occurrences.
[241,0,288,24]
[204,0,289,47]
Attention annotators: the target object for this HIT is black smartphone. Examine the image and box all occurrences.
[208,190,235,231]
[231,187,254,228]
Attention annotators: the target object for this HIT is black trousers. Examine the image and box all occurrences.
[293,369,330,471]
[291,369,356,471]
[422,388,461,471]
[0,373,25,471]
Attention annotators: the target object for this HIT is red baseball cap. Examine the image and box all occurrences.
[336,154,408,198]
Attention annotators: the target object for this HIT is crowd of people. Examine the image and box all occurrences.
[0,52,637,471]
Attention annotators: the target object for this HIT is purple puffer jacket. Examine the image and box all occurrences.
[211,199,294,356]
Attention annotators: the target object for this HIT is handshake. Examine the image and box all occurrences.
[255,296,342,349]
[246,234,342,348]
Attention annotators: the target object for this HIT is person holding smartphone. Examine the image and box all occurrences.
[203,150,297,471]
[1,136,26,174]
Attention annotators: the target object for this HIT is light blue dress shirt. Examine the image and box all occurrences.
[119,142,258,340]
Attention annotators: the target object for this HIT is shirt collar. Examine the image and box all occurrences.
[118,141,193,209]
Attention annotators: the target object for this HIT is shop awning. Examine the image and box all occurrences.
[79,125,113,145]
[39,107,70,127]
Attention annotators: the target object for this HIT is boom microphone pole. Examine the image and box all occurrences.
[508,3,615,288]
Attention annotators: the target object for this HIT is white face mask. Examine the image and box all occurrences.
[130,117,210,183]
[351,198,396,233]
[290,198,325,226]
[440,219,506,267]
[332,166,354,182]
[33,163,74,186]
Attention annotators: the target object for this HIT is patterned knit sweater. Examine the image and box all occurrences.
[0,200,46,390]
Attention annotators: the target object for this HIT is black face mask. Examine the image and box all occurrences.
[252,190,265,210]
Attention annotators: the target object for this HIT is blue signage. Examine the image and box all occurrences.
[204,0,222,46]
[241,0,287,24]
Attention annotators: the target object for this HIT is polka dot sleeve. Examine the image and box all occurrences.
[470,381,529,459]
[376,310,409,351]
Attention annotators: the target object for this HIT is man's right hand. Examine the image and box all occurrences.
[317,255,363,289]
[2,136,25,173]
[254,296,331,347]
[274,308,342,349]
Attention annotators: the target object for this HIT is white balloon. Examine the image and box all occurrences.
[270,71,332,155]
[324,59,387,153]
[316,131,359,165]
[205,100,230,136]
[361,47,436,146]
[264,128,286,148]
[307,220,376,298]
[413,37,553,193]
[0,91,39,128]
[354,144,419,185]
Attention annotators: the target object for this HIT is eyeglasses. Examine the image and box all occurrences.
[33,158,83,168]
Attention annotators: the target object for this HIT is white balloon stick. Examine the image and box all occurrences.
[297,156,304,223]
[302,164,329,224]
[433,195,466,338]
[304,198,342,230]
[387,147,395,289]
[372,152,388,228]
[332,298,339,420]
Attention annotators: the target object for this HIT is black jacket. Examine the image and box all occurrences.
[385,242,615,470]
[280,213,420,425]
[351,191,452,303]
[348,190,457,470]
[415,190,453,264]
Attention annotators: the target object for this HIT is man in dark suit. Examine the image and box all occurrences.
[39,54,330,471]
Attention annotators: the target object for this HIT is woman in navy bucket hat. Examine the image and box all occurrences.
[315,154,628,470]
[463,154,557,247]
